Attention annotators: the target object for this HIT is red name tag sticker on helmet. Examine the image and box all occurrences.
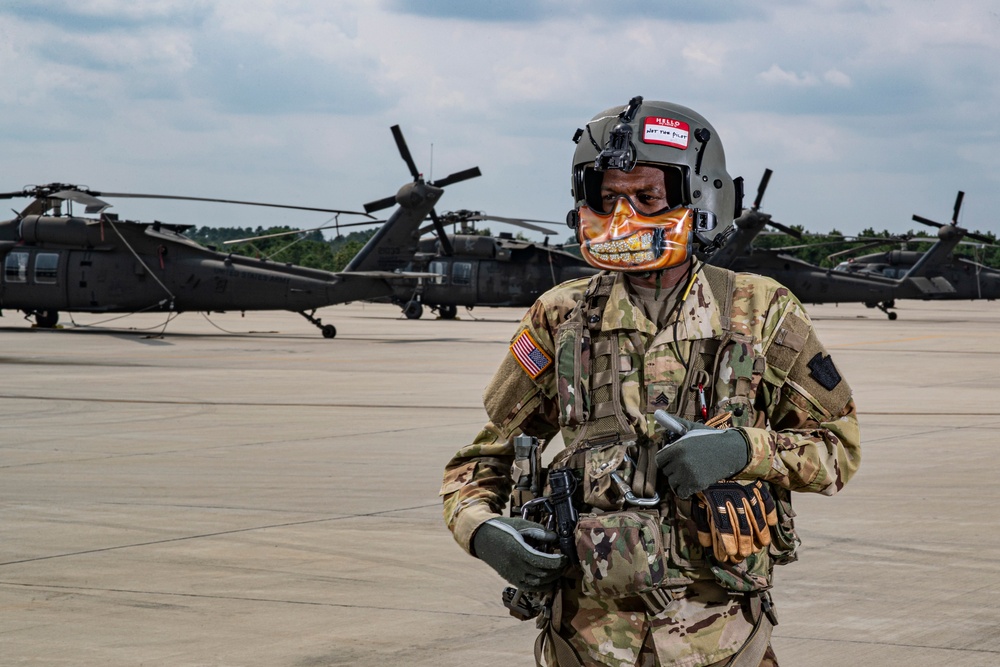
[643,117,690,149]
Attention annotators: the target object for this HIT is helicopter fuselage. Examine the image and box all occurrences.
[0,215,393,318]
[391,234,596,311]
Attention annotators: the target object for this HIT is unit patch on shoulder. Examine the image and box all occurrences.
[643,116,690,149]
[807,353,842,391]
[510,329,552,379]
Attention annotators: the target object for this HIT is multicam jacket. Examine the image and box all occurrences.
[441,265,861,667]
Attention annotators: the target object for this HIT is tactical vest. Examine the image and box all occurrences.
[549,266,799,597]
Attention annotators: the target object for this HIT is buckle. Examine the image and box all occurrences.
[760,591,779,626]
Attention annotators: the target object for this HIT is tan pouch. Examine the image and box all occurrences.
[579,441,632,511]
[574,510,667,599]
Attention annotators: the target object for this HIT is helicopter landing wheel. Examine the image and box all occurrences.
[876,300,897,320]
[34,310,59,328]
[404,301,423,320]
[438,304,457,320]
[298,309,337,339]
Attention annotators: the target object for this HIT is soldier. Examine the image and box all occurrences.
[441,97,861,667]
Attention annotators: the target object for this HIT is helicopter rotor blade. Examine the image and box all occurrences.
[428,208,454,256]
[222,218,386,245]
[93,192,374,218]
[952,190,965,225]
[912,214,944,229]
[429,166,482,189]
[474,214,559,235]
[49,190,112,214]
[753,168,773,210]
[363,195,399,214]
[391,125,421,181]
[962,229,995,245]
[475,213,562,226]
[825,240,902,261]
[764,219,802,239]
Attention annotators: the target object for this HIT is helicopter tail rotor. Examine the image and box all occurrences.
[362,124,482,255]
[912,190,993,244]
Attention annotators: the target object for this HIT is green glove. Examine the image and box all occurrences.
[655,427,751,499]
[472,517,568,592]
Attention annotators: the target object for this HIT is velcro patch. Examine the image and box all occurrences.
[510,329,552,379]
[807,353,842,391]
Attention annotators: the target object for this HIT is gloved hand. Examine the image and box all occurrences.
[654,426,750,499]
[472,517,568,592]
[692,480,779,563]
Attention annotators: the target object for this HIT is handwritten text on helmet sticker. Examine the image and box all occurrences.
[643,117,689,149]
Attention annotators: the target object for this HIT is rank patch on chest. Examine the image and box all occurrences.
[510,329,552,379]
[807,353,842,391]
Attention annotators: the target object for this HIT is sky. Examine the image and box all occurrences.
[1,0,998,243]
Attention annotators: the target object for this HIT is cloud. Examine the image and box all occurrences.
[386,0,766,23]
[758,64,819,87]
[386,0,548,22]
[1,0,999,238]
[0,0,211,32]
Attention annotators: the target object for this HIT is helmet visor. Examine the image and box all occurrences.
[577,196,692,271]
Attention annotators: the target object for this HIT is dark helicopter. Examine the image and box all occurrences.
[357,126,597,320]
[0,161,480,337]
[704,172,1000,319]
[829,191,1000,306]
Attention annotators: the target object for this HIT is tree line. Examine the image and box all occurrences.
[186,226,378,272]
[746,226,1000,269]
[185,224,1000,273]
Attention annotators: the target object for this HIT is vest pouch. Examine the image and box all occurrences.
[555,316,590,427]
[709,549,771,593]
[666,497,707,573]
[574,510,667,599]
[768,486,800,565]
[713,336,762,429]
[581,440,632,511]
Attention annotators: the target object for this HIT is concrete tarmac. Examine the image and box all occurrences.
[1,299,999,666]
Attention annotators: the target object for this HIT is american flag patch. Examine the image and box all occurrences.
[510,329,552,379]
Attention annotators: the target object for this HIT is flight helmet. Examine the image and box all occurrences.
[568,96,740,272]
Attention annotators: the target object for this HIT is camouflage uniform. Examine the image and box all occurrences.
[441,264,860,667]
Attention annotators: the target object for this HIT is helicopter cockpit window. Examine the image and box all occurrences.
[430,261,449,284]
[34,253,59,284]
[452,262,472,286]
[882,267,906,279]
[4,251,29,284]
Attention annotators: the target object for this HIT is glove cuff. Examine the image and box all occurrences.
[734,427,770,480]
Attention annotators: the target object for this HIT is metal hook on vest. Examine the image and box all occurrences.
[690,369,712,422]
[610,454,660,507]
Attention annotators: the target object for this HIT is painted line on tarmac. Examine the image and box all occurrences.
[0,393,482,410]
[0,503,438,567]
[0,581,501,619]
[775,633,1000,656]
